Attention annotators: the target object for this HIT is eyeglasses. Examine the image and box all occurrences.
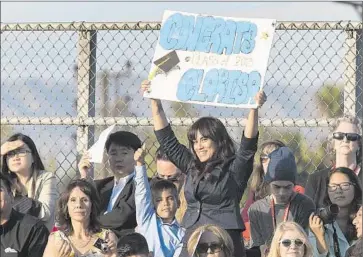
[6,149,31,158]
[328,182,354,192]
[155,173,181,182]
[196,242,224,255]
[333,132,361,142]
[279,239,305,248]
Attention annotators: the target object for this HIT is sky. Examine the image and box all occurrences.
[1,1,361,179]
[1,1,361,23]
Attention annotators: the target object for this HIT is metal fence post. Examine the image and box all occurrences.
[76,28,97,177]
[356,29,363,120]
[344,28,357,116]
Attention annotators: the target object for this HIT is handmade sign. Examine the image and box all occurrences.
[144,10,276,108]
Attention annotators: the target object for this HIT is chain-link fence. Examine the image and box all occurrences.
[1,21,362,193]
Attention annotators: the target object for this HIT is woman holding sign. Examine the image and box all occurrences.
[141,80,266,257]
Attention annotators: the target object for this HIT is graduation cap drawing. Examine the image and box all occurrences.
[148,50,180,80]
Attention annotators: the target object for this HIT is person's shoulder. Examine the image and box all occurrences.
[37,170,56,180]
[13,211,47,231]
[293,193,315,207]
[249,196,269,211]
[309,167,331,178]
[94,176,115,187]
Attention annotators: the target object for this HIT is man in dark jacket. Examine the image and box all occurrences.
[0,173,49,257]
[78,131,142,244]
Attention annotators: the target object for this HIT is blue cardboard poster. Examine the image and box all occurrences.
[144,10,276,108]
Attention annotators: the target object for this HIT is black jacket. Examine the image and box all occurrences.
[305,166,362,208]
[94,176,137,242]
[155,125,258,230]
[0,210,49,257]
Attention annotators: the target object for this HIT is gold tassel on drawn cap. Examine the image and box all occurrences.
[148,50,180,80]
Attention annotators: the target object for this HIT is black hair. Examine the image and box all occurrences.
[0,172,13,194]
[56,179,102,236]
[151,179,178,201]
[118,232,149,257]
[251,140,286,200]
[2,133,45,197]
[156,147,170,161]
[105,131,142,152]
[323,167,362,242]
[187,117,235,179]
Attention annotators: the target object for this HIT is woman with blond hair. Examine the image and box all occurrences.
[187,224,234,257]
[267,222,313,257]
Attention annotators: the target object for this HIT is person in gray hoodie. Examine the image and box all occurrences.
[248,147,316,257]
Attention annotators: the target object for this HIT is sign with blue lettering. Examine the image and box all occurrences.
[144,10,276,108]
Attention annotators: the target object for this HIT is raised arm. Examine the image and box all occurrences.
[134,147,155,226]
[230,91,266,190]
[244,91,266,139]
[141,80,193,173]
[141,80,169,130]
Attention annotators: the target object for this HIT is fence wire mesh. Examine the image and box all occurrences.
[1,21,362,193]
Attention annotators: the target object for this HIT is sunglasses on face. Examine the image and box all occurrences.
[333,132,361,142]
[196,242,224,254]
[328,182,354,192]
[155,174,181,182]
[279,239,305,248]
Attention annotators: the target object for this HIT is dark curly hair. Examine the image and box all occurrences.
[323,167,362,242]
[56,179,101,236]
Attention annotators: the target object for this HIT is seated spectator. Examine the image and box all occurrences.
[43,179,118,257]
[151,147,185,192]
[248,147,315,256]
[78,131,142,242]
[1,133,58,231]
[309,167,362,257]
[306,115,362,208]
[187,224,234,257]
[0,173,49,256]
[242,140,308,246]
[345,205,362,257]
[117,232,152,257]
[267,222,313,257]
[151,147,187,223]
[134,146,185,257]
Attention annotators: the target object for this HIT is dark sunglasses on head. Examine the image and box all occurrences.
[333,132,361,142]
[196,242,224,254]
[155,174,181,182]
[279,239,304,248]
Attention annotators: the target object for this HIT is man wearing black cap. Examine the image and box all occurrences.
[248,147,316,256]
